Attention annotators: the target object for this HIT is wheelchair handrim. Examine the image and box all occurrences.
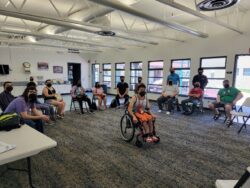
[120,114,135,142]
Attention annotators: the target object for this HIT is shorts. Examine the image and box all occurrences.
[135,112,153,122]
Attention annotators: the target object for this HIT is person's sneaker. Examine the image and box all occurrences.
[166,111,170,115]
[145,137,154,143]
[81,111,85,114]
[89,109,94,113]
[177,107,181,112]
[158,109,162,113]
[226,120,233,126]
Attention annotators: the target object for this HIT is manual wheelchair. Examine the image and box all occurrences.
[120,106,160,147]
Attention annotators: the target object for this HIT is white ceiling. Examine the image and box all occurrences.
[0,0,249,53]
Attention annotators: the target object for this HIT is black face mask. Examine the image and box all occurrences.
[170,71,174,74]
[121,79,124,82]
[138,79,142,83]
[28,93,37,102]
[139,91,146,97]
[194,84,199,88]
[46,83,52,87]
[77,84,81,87]
[97,85,101,88]
[6,86,13,92]
[198,72,203,75]
[224,84,229,88]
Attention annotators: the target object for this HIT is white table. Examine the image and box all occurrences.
[0,125,57,187]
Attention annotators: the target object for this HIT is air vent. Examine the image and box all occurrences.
[197,0,239,11]
[96,31,116,36]
[68,48,80,54]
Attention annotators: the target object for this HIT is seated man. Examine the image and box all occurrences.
[157,80,180,114]
[116,76,129,107]
[181,82,203,115]
[134,76,142,94]
[4,86,49,133]
[0,81,15,111]
[71,79,93,114]
[208,79,243,126]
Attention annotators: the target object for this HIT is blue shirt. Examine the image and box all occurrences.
[167,73,180,85]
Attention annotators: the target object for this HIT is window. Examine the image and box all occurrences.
[103,64,112,88]
[243,68,250,76]
[147,60,164,93]
[171,59,191,96]
[200,56,227,98]
[234,55,250,99]
[92,64,100,87]
[115,63,125,87]
[130,61,142,90]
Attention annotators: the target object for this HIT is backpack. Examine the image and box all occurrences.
[91,101,97,110]
[0,113,21,131]
[110,99,117,108]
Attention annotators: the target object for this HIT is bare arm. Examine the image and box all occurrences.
[20,110,48,122]
[216,95,221,103]
[128,96,137,121]
[42,87,54,97]
[233,92,243,105]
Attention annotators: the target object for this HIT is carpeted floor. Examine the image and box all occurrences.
[1,105,250,188]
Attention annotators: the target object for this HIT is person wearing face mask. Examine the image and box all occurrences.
[0,81,15,111]
[71,79,94,114]
[208,80,243,126]
[157,80,180,114]
[134,76,142,94]
[42,79,66,118]
[128,83,159,143]
[4,86,49,133]
[167,68,180,86]
[92,82,107,110]
[116,76,129,107]
[181,82,203,115]
[192,68,208,90]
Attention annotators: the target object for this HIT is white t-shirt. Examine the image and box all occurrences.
[162,85,179,96]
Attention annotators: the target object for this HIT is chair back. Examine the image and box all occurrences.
[234,166,250,188]
[242,97,250,108]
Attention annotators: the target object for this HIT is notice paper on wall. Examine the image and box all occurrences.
[0,141,16,154]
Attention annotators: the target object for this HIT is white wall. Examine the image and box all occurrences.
[89,31,250,107]
[0,47,90,95]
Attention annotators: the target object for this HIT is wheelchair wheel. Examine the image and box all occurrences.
[120,114,135,142]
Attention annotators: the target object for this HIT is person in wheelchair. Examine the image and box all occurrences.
[128,83,159,143]
[181,82,203,115]
[157,80,180,114]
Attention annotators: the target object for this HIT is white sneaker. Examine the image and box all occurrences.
[158,110,162,113]
[166,111,170,115]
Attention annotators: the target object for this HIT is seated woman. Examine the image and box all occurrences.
[42,79,66,118]
[71,80,93,114]
[4,86,49,133]
[128,83,159,143]
[92,82,107,110]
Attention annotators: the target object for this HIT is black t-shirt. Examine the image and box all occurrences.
[117,82,129,95]
[192,74,208,90]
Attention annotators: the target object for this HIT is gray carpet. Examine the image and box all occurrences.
[1,105,250,188]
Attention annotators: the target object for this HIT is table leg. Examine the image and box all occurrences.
[27,157,36,188]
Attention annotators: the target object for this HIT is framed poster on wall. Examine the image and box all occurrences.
[37,62,49,70]
[53,66,63,74]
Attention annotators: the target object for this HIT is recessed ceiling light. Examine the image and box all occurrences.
[96,31,116,36]
[197,0,240,11]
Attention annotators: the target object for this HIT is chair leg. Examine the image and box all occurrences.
[73,101,77,111]
[238,123,246,134]
[70,101,73,112]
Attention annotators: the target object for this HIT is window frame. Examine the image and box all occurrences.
[171,58,191,97]
[130,61,142,91]
[200,56,227,99]
[91,63,100,87]
[102,63,112,88]
[147,60,164,94]
[115,62,125,88]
